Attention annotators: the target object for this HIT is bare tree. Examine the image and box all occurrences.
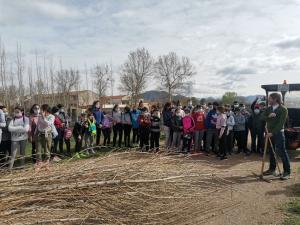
[120,48,154,106]
[16,43,26,107]
[55,68,80,110]
[93,64,110,101]
[48,57,56,106]
[27,62,35,97]
[0,38,8,106]
[156,52,195,101]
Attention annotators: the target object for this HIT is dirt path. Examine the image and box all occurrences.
[0,151,299,225]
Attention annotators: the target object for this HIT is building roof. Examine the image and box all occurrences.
[24,90,98,100]
[100,95,128,100]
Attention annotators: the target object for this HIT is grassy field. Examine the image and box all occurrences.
[283,167,300,225]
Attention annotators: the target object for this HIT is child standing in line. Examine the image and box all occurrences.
[122,106,132,148]
[216,106,228,160]
[84,112,96,154]
[138,107,151,151]
[34,104,57,172]
[73,113,87,156]
[112,105,123,148]
[131,106,140,145]
[102,112,113,146]
[234,108,248,155]
[8,106,30,171]
[150,109,161,152]
[171,108,183,152]
[225,104,235,155]
[192,105,206,152]
[182,108,195,154]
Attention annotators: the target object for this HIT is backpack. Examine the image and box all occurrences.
[88,119,97,136]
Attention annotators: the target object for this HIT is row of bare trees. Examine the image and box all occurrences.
[0,38,195,112]
[120,48,196,105]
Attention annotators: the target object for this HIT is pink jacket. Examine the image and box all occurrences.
[182,115,195,134]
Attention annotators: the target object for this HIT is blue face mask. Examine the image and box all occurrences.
[254,109,260,114]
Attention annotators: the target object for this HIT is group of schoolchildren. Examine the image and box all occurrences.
[0,103,74,172]
[72,100,162,155]
[0,97,266,171]
[162,98,267,160]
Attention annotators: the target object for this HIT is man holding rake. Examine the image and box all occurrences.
[262,93,291,180]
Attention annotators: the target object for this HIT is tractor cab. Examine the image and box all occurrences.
[261,81,300,149]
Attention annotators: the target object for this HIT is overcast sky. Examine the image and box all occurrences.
[1,0,300,97]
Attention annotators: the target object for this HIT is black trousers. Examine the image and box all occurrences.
[219,130,227,157]
[123,124,132,147]
[150,131,160,150]
[96,126,102,146]
[0,140,11,166]
[132,128,140,144]
[113,123,123,147]
[32,142,36,163]
[102,128,111,146]
[235,131,246,152]
[251,128,265,153]
[139,127,150,151]
[74,137,83,153]
[182,135,192,153]
[226,130,234,154]
[56,128,71,154]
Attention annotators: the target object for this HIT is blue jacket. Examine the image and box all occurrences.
[92,108,104,125]
[131,110,140,129]
[205,109,217,129]
[163,110,173,127]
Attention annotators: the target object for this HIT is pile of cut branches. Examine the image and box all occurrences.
[0,151,241,225]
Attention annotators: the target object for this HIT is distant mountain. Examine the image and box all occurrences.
[141,90,189,103]
[141,90,264,104]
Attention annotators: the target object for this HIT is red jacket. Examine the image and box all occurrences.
[54,115,63,129]
[138,113,151,127]
[192,111,205,130]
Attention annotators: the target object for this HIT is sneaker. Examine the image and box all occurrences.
[281,172,291,180]
[262,169,276,176]
[79,152,87,157]
[75,153,81,159]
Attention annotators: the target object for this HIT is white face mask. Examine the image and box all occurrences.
[55,112,59,116]
[14,112,22,117]
[34,109,40,115]
[176,113,181,116]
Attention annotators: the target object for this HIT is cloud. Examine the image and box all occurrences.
[274,37,300,49]
[0,0,300,97]
[216,66,257,76]
[32,1,81,19]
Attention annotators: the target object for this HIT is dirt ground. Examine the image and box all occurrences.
[0,150,299,225]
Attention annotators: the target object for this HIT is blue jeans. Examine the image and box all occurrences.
[269,132,291,174]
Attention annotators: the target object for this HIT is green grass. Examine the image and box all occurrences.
[283,181,300,225]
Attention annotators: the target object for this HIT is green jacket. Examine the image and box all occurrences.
[262,105,288,135]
